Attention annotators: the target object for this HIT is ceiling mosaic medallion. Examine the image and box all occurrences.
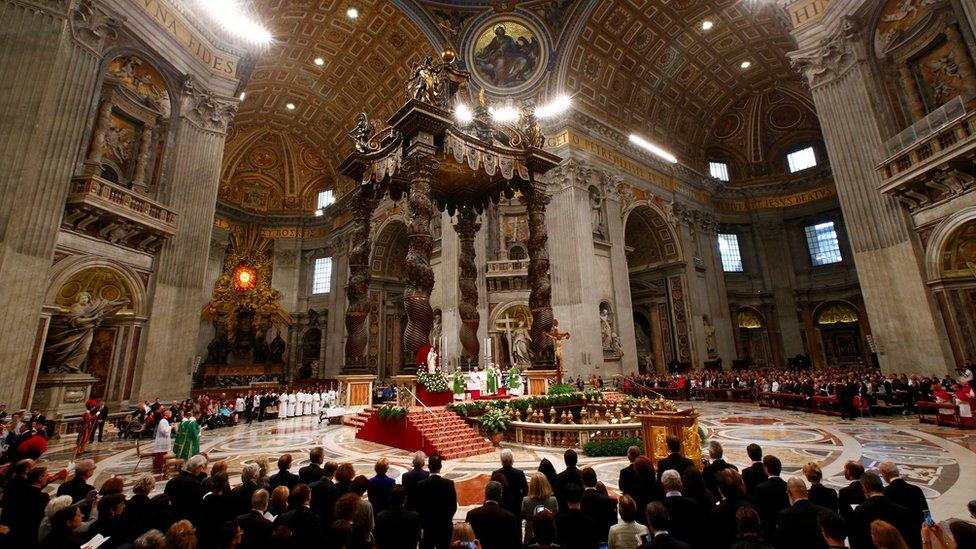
[464,13,550,95]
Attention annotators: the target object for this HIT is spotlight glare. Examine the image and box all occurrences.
[489,105,519,123]
[286,102,296,110]
[740,60,751,69]
[628,134,678,164]
[346,7,359,18]
[196,0,271,45]
[314,209,324,217]
[455,103,473,124]
[701,20,713,31]
[535,95,572,119]
[314,57,325,66]
[238,92,246,100]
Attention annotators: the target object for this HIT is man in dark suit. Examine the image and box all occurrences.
[375,485,422,549]
[231,463,261,516]
[619,445,642,497]
[555,448,583,510]
[90,401,109,443]
[57,458,96,503]
[368,457,397,515]
[657,436,694,481]
[298,446,325,484]
[236,488,273,549]
[660,469,703,547]
[638,502,690,549]
[580,466,617,542]
[742,443,768,496]
[754,455,790,539]
[702,440,738,500]
[268,454,301,491]
[706,469,756,548]
[556,483,599,549]
[466,481,521,549]
[774,478,829,549]
[803,463,838,512]
[879,461,928,517]
[838,460,866,522]
[273,484,322,546]
[402,451,429,511]
[493,448,528,518]
[416,454,457,549]
[849,472,921,549]
[164,454,208,524]
[309,461,340,527]
[818,511,849,549]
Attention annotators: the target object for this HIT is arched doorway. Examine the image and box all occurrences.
[928,217,976,362]
[623,204,687,372]
[814,302,866,367]
[370,219,409,377]
[734,308,773,368]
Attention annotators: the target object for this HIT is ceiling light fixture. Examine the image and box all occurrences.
[535,95,573,119]
[314,57,325,66]
[701,20,713,30]
[238,92,246,100]
[740,60,751,69]
[455,103,473,124]
[346,7,359,19]
[285,102,296,110]
[314,209,324,217]
[196,0,271,45]
[489,105,519,123]
[629,134,678,164]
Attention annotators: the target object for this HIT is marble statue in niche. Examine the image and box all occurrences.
[42,292,129,374]
[703,315,718,359]
[600,303,623,356]
[589,186,606,238]
[269,332,286,364]
[430,309,442,345]
[509,321,532,366]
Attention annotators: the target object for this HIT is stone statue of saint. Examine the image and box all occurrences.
[42,292,129,374]
[600,306,623,355]
[510,321,532,366]
[426,346,439,374]
[589,188,605,237]
[430,311,442,345]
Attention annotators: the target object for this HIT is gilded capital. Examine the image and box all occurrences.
[789,17,863,89]
[180,76,238,134]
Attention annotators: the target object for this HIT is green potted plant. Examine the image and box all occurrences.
[479,408,510,445]
[377,404,406,421]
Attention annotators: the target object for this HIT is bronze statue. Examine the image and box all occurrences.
[408,56,440,104]
[347,113,374,153]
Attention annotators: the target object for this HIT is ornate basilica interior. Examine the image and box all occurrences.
[2,0,976,414]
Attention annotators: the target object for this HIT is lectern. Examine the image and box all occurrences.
[637,409,703,470]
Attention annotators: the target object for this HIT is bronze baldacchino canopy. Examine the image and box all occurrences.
[337,51,561,373]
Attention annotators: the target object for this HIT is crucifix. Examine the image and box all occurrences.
[544,319,571,384]
[496,315,518,366]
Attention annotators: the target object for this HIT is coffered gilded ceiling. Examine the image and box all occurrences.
[561,0,805,164]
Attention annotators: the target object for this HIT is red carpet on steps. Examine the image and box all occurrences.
[350,406,494,460]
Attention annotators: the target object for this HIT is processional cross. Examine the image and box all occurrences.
[544,319,571,384]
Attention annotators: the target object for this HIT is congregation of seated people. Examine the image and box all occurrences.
[3,435,975,549]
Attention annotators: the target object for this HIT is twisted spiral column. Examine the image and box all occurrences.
[402,154,438,367]
[522,184,554,367]
[455,207,481,367]
[343,186,379,371]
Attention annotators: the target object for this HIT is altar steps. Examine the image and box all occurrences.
[407,409,494,460]
[351,406,494,460]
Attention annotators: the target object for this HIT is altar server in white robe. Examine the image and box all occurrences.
[302,391,310,415]
[296,391,304,416]
[279,391,289,418]
[312,391,321,415]
[289,391,298,417]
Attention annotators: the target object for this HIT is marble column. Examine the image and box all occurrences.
[325,236,348,377]
[754,220,804,360]
[791,28,954,373]
[604,180,639,375]
[401,152,437,368]
[454,207,480,367]
[135,77,237,400]
[341,187,378,373]
[0,0,118,408]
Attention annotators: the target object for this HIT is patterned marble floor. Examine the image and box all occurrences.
[38,402,976,521]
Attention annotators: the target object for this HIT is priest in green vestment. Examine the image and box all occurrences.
[173,412,201,460]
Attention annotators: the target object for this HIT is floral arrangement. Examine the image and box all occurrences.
[547,383,577,396]
[377,404,406,421]
[506,367,521,389]
[479,408,510,436]
[417,370,450,393]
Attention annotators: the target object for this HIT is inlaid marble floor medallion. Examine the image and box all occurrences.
[37,402,976,520]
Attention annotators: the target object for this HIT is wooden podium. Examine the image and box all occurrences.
[524,369,556,396]
[337,374,376,407]
[636,409,703,470]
